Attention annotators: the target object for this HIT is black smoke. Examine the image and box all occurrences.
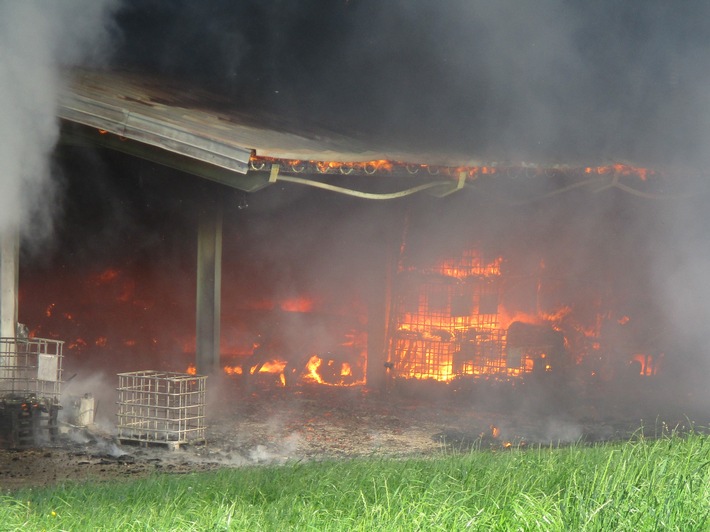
[113,1,710,168]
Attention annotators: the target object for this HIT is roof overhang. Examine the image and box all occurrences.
[57,69,674,200]
[58,69,478,195]
[58,70,266,189]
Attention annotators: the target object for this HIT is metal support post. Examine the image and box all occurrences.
[0,228,18,339]
[195,205,222,375]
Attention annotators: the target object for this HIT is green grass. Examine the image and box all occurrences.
[1,431,709,531]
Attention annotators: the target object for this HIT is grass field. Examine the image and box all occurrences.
[1,430,709,531]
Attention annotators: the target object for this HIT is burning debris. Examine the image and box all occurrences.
[384,241,659,397]
[237,324,367,388]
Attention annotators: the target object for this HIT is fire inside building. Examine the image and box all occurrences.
[5,71,684,439]
[2,2,710,450]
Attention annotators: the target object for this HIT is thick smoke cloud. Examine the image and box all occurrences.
[0,0,120,243]
[115,1,710,168]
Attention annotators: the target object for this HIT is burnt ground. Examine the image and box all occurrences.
[1,377,707,491]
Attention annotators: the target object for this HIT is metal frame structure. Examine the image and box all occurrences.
[0,337,64,401]
[0,337,64,447]
[117,370,207,449]
[389,250,537,381]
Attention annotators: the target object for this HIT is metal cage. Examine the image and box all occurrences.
[0,337,64,447]
[0,337,64,401]
[116,370,207,448]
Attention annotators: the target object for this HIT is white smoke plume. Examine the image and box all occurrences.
[0,0,120,243]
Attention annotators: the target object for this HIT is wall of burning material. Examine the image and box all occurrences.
[389,250,516,381]
[387,241,661,384]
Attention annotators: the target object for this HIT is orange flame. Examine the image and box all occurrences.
[255,360,287,374]
[439,255,503,279]
[280,297,315,313]
[67,338,87,351]
[223,365,243,376]
[631,353,661,376]
[583,164,653,181]
[305,355,323,384]
[391,245,624,382]
[251,155,656,185]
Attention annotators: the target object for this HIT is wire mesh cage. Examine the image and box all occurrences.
[116,370,207,448]
[0,337,64,447]
[0,337,64,401]
[392,336,457,381]
[389,246,521,381]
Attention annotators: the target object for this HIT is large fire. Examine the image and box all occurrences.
[22,245,658,389]
[20,191,660,392]
[387,247,658,384]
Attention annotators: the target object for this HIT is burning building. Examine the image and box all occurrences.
[3,1,710,448]
[21,72,684,403]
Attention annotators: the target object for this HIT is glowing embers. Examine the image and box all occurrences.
[583,164,655,181]
[249,154,658,183]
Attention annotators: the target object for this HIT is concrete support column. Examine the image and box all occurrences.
[195,206,222,375]
[0,228,19,339]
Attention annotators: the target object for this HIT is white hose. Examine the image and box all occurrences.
[274,174,458,200]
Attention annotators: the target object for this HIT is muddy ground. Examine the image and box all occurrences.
[1,378,705,491]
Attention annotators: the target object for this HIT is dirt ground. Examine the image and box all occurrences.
[0,378,704,491]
